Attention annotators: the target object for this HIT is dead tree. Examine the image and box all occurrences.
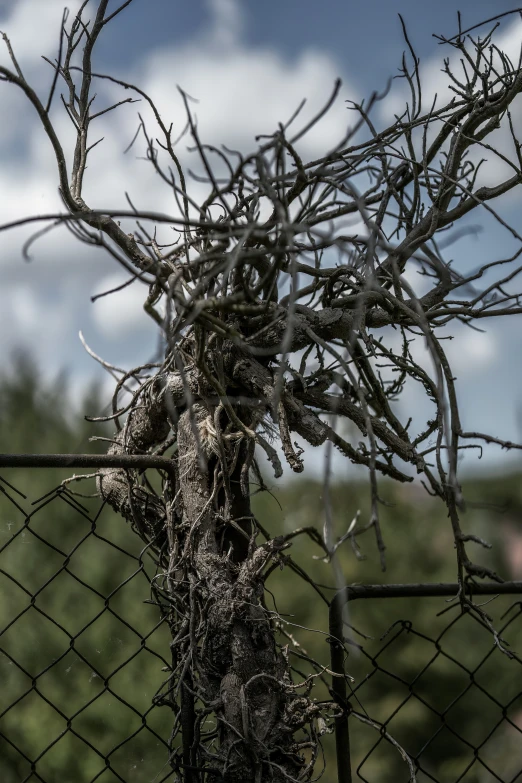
[2,2,522,780]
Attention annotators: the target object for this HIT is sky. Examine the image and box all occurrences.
[0,0,521,479]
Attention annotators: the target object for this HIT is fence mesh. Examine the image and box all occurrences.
[0,474,174,783]
[1,470,521,783]
[345,603,522,782]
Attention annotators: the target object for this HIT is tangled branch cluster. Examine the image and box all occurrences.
[3,2,522,779]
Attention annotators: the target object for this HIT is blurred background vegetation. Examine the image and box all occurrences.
[1,354,521,782]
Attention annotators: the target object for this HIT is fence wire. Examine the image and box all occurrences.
[0,473,174,783]
[348,605,522,783]
[1,468,522,783]
[332,591,522,783]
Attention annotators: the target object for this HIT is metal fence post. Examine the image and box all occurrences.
[329,590,353,783]
[329,580,522,783]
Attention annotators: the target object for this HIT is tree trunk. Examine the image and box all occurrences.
[97,375,318,781]
[176,405,305,782]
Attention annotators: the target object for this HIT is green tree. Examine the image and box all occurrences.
[0,356,172,782]
[1,359,521,782]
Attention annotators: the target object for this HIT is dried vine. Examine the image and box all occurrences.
[3,2,522,779]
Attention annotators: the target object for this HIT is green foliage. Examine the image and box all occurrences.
[0,356,172,782]
[253,476,522,780]
[1,356,521,781]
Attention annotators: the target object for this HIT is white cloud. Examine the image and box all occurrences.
[8,285,40,330]
[0,0,83,68]
[0,0,83,147]
[207,0,243,50]
[383,15,522,118]
[91,274,152,337]
[0,0,520,475]
[446,327,497,376]
[132,2,353,163]
[380,15,522,193]
[0,0,355,228]
[0,0,354,376]
[392,321,498,383]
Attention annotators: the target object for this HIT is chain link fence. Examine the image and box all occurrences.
[1,464,522,783]
[335,598,522,782]
[0,469,175,783]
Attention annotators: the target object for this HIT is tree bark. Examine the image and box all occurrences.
[176,406,306,782]
[97,374,317,781]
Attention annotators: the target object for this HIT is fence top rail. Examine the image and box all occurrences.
[331,581,522,608]
[328,580,522,783]
[0,452,175,473]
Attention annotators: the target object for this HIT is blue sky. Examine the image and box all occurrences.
[0,0,521,478]
[95,0,517,93]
